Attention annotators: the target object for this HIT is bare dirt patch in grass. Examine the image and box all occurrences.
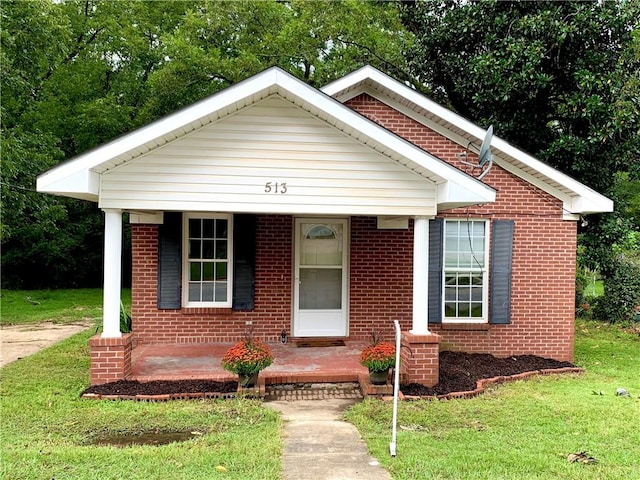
[0,321,93,367]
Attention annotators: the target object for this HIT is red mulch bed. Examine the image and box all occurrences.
[81,351,576,399]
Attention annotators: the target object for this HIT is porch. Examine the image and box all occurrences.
[129,340,371,384]
[89,329,440,386]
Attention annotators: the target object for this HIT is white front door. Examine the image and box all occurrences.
[294,218,348,337]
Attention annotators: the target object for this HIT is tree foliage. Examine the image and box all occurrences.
[139,0,411,118]
[1,0,410,289]
[401,0,640,274]
[594,254,640,323]
[2,0,637,292]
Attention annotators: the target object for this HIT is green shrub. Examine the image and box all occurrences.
[120,301,132,333]
[575,267,589,309]
[594,255,640,322]
[577,294,598,319]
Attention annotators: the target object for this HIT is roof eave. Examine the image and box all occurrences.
[436,180,496,212]
[37,68,284,193]
[323,65,614,216]
[36,168,99,201]
[569,195,614,215]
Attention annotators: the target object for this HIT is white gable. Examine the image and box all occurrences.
[100,96,438,215]
[37,67,496,214]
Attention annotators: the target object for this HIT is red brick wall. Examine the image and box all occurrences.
[132,214,416,344]
[401,332,441,387]
[132,215,293,344]
[347,94,577,361]
[349,216,413,338]
[432,216,576,361]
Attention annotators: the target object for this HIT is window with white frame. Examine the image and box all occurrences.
[183,214,233,307]
[443,219,488,321]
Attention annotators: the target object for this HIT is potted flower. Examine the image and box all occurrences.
[222,331,273,387]
[360,333,396,385]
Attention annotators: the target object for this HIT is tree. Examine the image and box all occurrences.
[401,0,640,274]
[140,0,411,119]
[1,0,189,288]
[1,0,411,288]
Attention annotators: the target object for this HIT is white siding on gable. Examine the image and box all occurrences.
[99,96,437,216]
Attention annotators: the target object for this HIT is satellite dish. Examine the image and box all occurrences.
[478,125,493,167]
[477,125,494,179]
[457,125,494,180]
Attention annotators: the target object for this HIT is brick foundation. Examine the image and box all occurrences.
[89,334,134,385]
[401,332,441,386]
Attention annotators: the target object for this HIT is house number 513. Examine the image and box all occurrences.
[264,182,287,194]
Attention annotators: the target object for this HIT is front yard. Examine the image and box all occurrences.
[0,330,282,480]
[1,289,638,479]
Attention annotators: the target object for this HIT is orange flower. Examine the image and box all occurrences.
[360,342,396,372]
[222,340,273,376]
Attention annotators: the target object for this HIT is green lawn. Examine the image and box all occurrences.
[0,288,130,325]
[0,330,282,480]
[1,289,638,479]
[346,319,640,479]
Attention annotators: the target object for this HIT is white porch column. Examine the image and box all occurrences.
[102,209,123,338]
[411,216,430,335]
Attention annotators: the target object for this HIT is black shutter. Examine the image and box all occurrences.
[157,212,182,309]
[428,218,444,323]
[233,214,257,310]
[490,220,514,324]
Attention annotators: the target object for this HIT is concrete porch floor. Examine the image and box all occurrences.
[130,341,370,384]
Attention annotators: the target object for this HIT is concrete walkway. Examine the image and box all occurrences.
[0,321,93,367]
[266,398,392,480]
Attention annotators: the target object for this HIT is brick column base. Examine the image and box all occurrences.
[401,332,441,387]
[88,334,134,385]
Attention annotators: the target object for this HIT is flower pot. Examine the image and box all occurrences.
[238,372,259,388]
[369,369,389,385]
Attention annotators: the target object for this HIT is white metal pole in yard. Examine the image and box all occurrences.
[390,319,401,456]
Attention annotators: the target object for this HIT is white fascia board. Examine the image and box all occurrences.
[436,180,496,211]
[279,70,496,206]
[569,195,614,215]
[37,68,283,194]
[324,66,613,215]
[36,168,99,200]
[129,211,164,224]
[494,156,613,215]
[321,65,377,98]
[491,145,613,214]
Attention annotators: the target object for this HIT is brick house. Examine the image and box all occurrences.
[37,66,612,386]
